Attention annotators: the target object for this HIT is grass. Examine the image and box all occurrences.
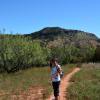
[66,63,100,100]
[0,64,75,100]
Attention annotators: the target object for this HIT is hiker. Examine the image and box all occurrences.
[50,58,62,100]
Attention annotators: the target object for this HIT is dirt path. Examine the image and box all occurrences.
[47,67,80,100]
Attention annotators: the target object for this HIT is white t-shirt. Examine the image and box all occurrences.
[51,65,61,82]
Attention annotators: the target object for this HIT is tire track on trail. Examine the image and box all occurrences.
[47,67,80,100]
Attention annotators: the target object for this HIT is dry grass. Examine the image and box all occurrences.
[81,63,100,69]
[66,63,100,100]
[0,64,75,100]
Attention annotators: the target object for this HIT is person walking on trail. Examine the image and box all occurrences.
[50,58,62,100]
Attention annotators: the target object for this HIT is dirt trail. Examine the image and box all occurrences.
[47,67,80,100]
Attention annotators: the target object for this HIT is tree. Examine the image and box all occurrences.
[94,46,100,62]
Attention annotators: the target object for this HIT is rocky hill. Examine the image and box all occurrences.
[26,27,100,48]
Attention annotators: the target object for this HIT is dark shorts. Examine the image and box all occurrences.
[52,81,60,97]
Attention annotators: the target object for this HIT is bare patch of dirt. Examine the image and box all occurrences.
[0,87,45,100]
[11,87,44,100]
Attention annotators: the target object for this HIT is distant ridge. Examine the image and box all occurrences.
[25,27,100,47]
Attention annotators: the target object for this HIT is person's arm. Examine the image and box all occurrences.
[51,65,62,79]
[56,65,62,74]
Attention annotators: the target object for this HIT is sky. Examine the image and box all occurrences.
[0,0,100,37]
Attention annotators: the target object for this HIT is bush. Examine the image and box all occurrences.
[0,36,48,72]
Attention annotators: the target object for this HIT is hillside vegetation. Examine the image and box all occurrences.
[0,27,100,72]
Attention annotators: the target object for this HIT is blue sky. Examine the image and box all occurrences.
[0,0,100,37]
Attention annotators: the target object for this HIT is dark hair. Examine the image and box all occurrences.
[50,62,52,68]
[49,58,58,68]
[51,58,58,62]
